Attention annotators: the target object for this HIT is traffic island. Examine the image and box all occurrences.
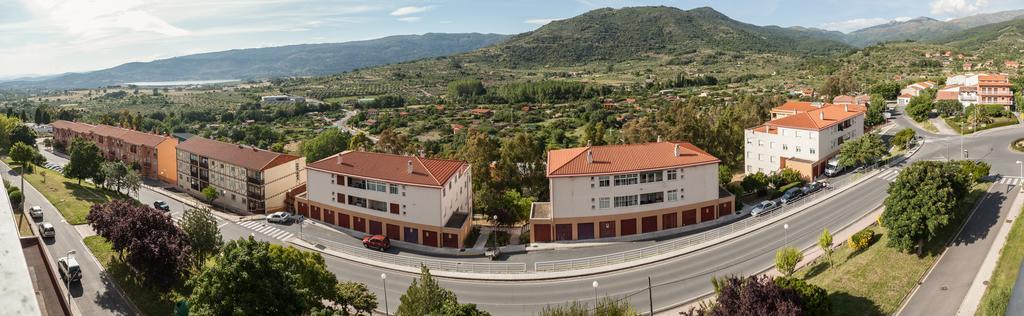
[1012,138,1024,153]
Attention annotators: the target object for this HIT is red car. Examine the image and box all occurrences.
[362,235,390,251]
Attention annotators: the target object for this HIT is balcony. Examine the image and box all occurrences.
[247,176,263,184]
[247,191,264,200]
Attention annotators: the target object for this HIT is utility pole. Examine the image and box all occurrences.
[648,276,654,316]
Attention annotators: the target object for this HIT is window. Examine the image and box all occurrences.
[640,192,664,205]
[667,190,678,201]
[758,140,764,147]
[366,180,387,192]
[639,171,663,183]
[598,176,610,187]
[368,200,388,212]
[810,148,816,154]
[613,195,638,207]
[598,197,610,209]
[613,174,639,186]
[666,169,678,180]
[389,184,398,194]
[782,144,788,150]
[347,196,367,208]
[796,146,802,153]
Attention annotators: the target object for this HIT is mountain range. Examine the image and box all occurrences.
[843,9,1024,47]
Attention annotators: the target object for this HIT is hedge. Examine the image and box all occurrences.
[848,228,874,251]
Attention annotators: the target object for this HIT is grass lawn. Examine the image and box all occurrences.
[945,117,1019,135]
[920,120,940,133]
[976,205,1024,316]
[13,210,33,236]
[795,183,991,315]
[4,160,121,225]
[84,236,184,316]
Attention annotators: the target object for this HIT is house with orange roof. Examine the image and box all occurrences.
[529,141,734,242]
[295,151,473,248]
[51,120,178,184]
[1006,61,1019,69]
[897,81,936,106]
[946,73,1013,107]
[744,102,866,179]
[833,95,871,106]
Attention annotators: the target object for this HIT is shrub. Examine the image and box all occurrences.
[774,277,831,316]
[958,160,991,183]
[848,228,874,251]
[8,189,23,207]
[1013,138,1024,152]
[892,128,916,150]
[741,172,771,196]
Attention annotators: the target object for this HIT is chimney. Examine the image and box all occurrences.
[586,150,593,163]
[586,140,592,147]
[819,112,824,120]
[657,135,662,143]
[406,160,413,174]
[844,104,849,112]
[674,144,681,157]
[336,154,342,165]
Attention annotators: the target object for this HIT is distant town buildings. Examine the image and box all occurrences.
[51,120,178,184]
[832,94,871,107]
[945,73,1014,106]
[897,81,936,106]
[530,141,735,242]
[260,95,305,103]
[744,101,866,179]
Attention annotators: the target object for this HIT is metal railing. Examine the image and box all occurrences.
[303,236,527,274]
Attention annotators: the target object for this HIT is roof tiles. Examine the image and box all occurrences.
[546,142,719,177]
[308,151,467,187]
[177,136,300,171]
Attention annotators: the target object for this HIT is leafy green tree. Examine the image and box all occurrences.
[935,100,962,117]
[718,165,733,185]
[460,130,501,212]
[686,275,801,316]
[268,244,338,309]
[864,95,886,127]
[8,189,23,207]
[180,207,223,270]
[881,161,970,254]
[869,81,902,100]
[0,115,23,152]
[447,79,486,102]
[331,281,378,315]
[495,132,547,200]
[818,228,833,268]
[892,128,916,150]
[201,186,218,202]
[820,71,858,100]
[769,168,805,188]
[375,129,413,155]
[838,133,887,169]
[775,247,803,277]
[493,189,534,227]
[774,277,830,316]
[741,172,771,196]
[10,125,36,146]
[301,128,351,162]
[905,93,934,122]
[349,132,373,151]
[397,266,486,316]
[188,237,306,315]
[10,142,36,174]
[63,137,102,184]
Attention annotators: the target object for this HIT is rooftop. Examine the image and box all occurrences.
[530,202,552,220]
[755,103,865,131]
[308,151,467,187]
[50,120,172,147]
[771,101,823,113]
[177,136,300,171]
[547,141,719,177]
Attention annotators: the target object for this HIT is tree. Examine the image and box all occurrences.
[269,244,339,309]
[837,133,887,169]
[460,130,500,213]
[684,275,802,316]
[8,189,23,207]
[718,165,732,186]
[775,247,803,277]
[818,228,833,268]
[349,132,373,151]
[774,277,831,316]
[869,81,901,100]
[769,168,804,188]
[821,71,859,100]
[892,128,916,150]
[741,172,771,196]
[181,207,223,269]
[10,142,36,173]
[201,186,218,202]
[301,128,351,162]
[332,281,378,315]
[0,115,22,151]
[397,266,485,316]
[375,129,413,155]
[86,199,192,289]
[935,100,962,117]
[905,93,934,122]
[541,298,636,316]
[188,237,306,315]
[881,161,970,254]
[10,125,36,146]
[620,116,659,144]
[581,122,607,146]
[492,189,534,227]
[64,137,102,184]
[864,95,886,127]
[495,132,547,200]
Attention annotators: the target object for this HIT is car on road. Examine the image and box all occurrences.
[28,206,43,219]
[802,181,825,195]
[267,211,291,223]
[57,256,82,283]
[153,200,170,212]
[750,200,781,217]
[38,222,55,238]
[362,235,390,251]
[780,187,805,204]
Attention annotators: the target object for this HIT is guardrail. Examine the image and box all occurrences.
[302,236,527,274]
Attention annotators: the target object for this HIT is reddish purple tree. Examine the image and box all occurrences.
[87,199,193,289]
[684,275,803,316]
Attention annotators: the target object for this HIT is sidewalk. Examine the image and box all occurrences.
[929,117,958,135]
[957,185,1024,315]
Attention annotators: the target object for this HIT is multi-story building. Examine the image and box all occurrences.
[529,141,735,242]
[744,101,865,179]
[175,136,305,214]
[50,120,178,184]
[977,74,1014,106]
[294,151,473,248]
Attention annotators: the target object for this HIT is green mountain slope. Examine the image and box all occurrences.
[846,10,1024,47]
[935,18,1024,58]
[3,33,510,90]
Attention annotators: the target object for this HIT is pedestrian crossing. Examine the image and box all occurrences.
[877,168,901,182]
[997,176,1023,186]
[237,220,295,240]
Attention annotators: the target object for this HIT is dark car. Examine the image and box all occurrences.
[153,200,170,212]
[780,187,805,204]
[362,235,390,251]
[801,181,824,195]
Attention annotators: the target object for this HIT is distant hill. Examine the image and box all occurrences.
[2,33,510,90]
[934,17,1024,56]
[846,9,1024,47]
[464,6,853,67]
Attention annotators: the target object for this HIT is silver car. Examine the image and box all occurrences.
[750,200,781,217]
[29,206,43,219]
[38,222,55,238]
[267,212,291,223]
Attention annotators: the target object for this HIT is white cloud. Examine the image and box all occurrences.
[397,17,422,22]
[930,0,988,17]
[821,18,889,33]
[390,6,432,16]
[20,0,189,39]
[525,18,560,25]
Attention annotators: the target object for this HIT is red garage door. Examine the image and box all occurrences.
[442,233,459,248]
[369,220,383,235]
[577,223,595,240]
[641,216,658,233]
[297,202,308,217]
[422,230,438,247]
[599,221,616,238]
[533,224,552,242]
[338,213,350,229]
[663,212,678,230]
[718,202,733,217]
[555,224,573,241]
[621,218,637,236]
[352,217,366,233]
[310,206,321,221]
[386,224,401,240]
[700,206,716,222]
[682,209,697,226]
[323,209,335,225]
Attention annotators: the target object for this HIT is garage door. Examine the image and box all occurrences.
[700,206,716,222]
[555,224,573,241]
[533,224,552,242]
[353,217,366,233]
[386,224,401,240]
[577,223,595,240]
[442,233,459,248]
[641,216,657,233]
[682,209,697,225]
[338,213,350,229]
[404,227,419,244]
[621,218,637,236]
[599,221,616,238]
[369,220,383,235]
[662,212,678,230]
[422,230,438,247]
[323,209,335,225]
[718,202,733,217]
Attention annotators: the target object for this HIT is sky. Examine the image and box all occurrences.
[1,0,1022,78]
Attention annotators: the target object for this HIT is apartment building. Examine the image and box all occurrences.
[744,101,865,179]
[294,151,473,248]
[51,120,178,184]
[944,73,1014,107]
[936,85,979,107]
[176,136,305,214]
[529,141,735,242]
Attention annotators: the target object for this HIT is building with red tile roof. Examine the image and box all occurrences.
[51,120,178,184]
[744,102,865,179]
[530,141,734,243]
[175,136,305,214]
[296,151,473,248]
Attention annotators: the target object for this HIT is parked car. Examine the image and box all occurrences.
[485,246,501,260]
[153,200,170,212]
[750,200,781,217]
[362,235,390,251]
[38,222,55,238]
[57,256,82,283]
[28,206,43,219]
[780,187,805,204]
[802,181,825,195]
[267,212,291,223]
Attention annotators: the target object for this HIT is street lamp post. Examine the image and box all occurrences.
[381,273,388,315]
[491,215,498,249]
[592,281,599,307]
[65,250,76,303]
[784,223,790,247]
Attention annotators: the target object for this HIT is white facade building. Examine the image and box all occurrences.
[744,101,865,179]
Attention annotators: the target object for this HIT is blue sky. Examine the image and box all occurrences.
[1,0,1021,78]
